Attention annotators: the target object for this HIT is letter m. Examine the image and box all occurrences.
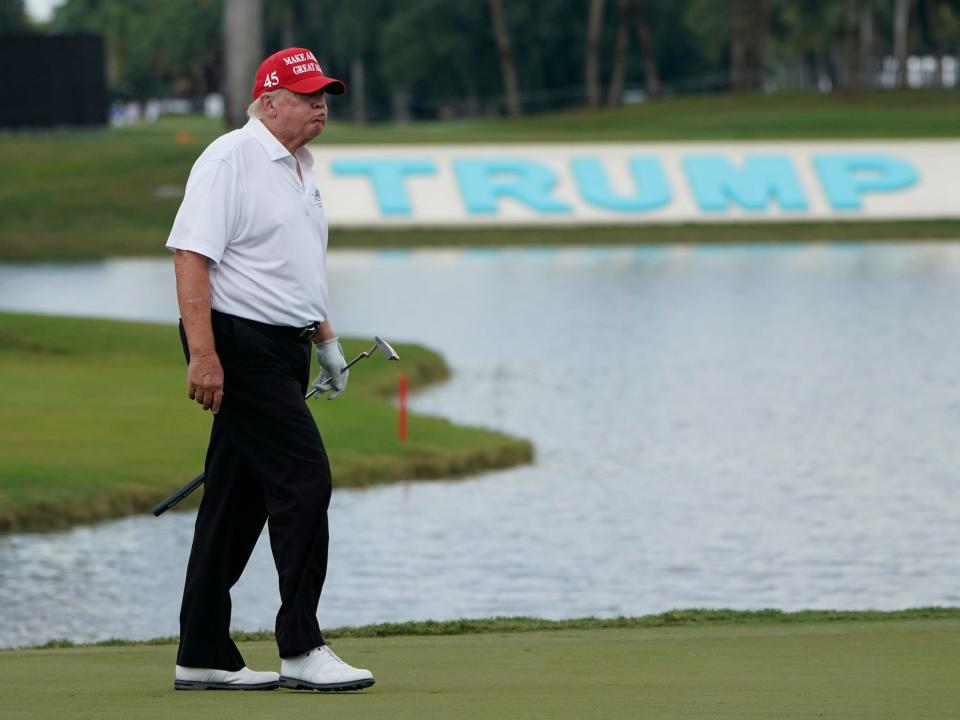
[683,155,808,212]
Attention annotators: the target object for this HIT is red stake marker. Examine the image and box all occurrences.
[398,373,408,441]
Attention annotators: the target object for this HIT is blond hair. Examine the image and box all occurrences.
[247,88,291,119]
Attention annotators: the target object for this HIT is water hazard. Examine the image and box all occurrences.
[2,243,960,648]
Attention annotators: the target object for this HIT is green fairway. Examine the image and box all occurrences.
[4,90,960,261]
[5,616,959,719]
[322,89,960,144]
[0,312,532,532]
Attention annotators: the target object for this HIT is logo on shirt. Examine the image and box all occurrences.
[311,189,323,207]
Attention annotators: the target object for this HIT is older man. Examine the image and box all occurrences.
[166,47,373,692]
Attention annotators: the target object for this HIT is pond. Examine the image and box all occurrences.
[2,243,960,648]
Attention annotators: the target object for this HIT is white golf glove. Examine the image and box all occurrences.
[313,337,349,399]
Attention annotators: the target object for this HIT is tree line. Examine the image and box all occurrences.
[3,0,960,123]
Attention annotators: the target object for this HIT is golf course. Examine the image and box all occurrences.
[4,611,958,719]
[3,91,959,531]
[3,89,960,717]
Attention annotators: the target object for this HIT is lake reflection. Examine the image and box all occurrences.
[2,243,960,648]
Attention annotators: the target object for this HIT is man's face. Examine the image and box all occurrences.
[268,89,328,149]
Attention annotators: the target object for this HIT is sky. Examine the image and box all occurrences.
[25,0,64,22]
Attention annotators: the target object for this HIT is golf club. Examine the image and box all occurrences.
[305,336,400,399]
[152,336,400,517]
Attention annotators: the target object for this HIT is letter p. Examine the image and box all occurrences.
[814,154,919,211]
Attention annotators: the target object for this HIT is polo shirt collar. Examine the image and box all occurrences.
[246,117,291,161]
[245,118,315,167]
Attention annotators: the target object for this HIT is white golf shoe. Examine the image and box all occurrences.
[279,645,375,691]
[174,665,280,691]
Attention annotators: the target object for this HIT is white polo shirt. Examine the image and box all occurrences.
[167,118,329,327]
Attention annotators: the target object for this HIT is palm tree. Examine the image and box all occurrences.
[894,0,912,88]
[840,0,861,91]
[925,0,944,88]
[634,0,661,99]
[224,0,263,128]
[607,0,661,106]
[859,1,875,89]
[607,0,630,105]
[488,0,523,117]
[585,0,606,107]
[729,0,768,91]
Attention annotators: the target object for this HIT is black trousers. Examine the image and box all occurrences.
[176,310,332,670]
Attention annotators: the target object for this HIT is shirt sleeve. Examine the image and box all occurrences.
[165,159,241,263]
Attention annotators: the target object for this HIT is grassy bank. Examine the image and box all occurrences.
[6,611,959,719]
[36,607,960,647]
[329,220,960,249]
[0,312,532,533]
[4,91,960,261]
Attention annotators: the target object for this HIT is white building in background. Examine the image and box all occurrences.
[879,55,959,88]
[204,94,225,119]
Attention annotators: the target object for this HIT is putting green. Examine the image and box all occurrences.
[5,619,958,719]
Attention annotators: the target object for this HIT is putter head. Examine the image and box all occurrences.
[375,336,400,361]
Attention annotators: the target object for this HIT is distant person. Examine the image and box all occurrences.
[124,100,141,125]
[144,99,160,124]
[165,47,374,693]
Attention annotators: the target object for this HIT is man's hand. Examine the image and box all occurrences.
[314,337,349,399]
[188,351,225,413]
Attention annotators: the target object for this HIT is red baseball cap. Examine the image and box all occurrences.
[252,47,346,99]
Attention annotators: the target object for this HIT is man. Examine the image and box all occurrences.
[166,47,374,692]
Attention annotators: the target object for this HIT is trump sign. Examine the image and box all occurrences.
[310,141,956,226]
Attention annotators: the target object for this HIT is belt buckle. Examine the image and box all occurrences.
[298,323,317,340]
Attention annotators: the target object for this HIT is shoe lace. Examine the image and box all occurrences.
[321,646,347,666]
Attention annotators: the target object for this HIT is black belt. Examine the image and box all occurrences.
[213,310,318,342]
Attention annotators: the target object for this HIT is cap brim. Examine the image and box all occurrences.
[285,76,346,96]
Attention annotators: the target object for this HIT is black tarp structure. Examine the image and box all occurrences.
[0,33,107,128]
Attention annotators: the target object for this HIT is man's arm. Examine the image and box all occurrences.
[174,249,224,414]
[311,319,337,344]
